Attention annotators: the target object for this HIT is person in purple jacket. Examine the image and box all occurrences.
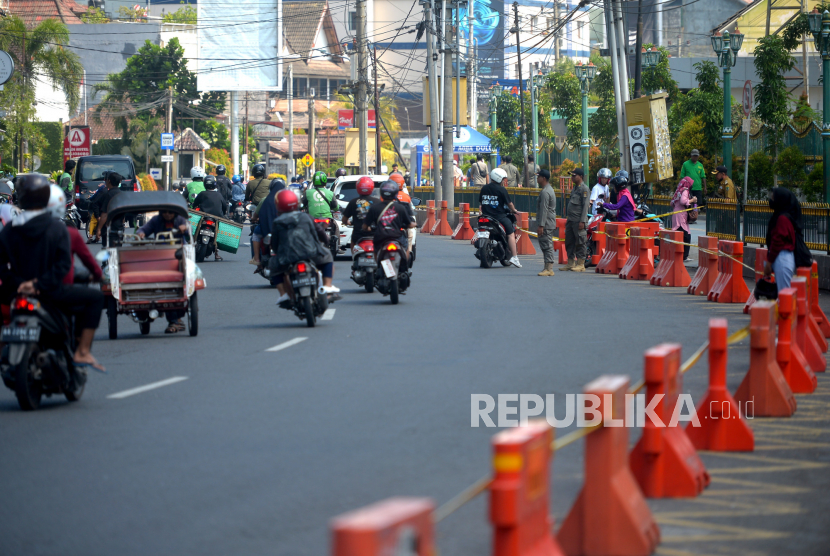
[597,170,636,222]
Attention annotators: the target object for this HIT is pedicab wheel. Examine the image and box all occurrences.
[364,272,374,293]
[140,320,151,335]
[390,279,399,305]
[14,344,42,411]
[303,297,316,328]
[187,293,199,336]
[107,297,118,339]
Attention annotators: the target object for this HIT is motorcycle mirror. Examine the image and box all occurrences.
[95,250,110,264]
[263,234,272,246]
[411,197,423,207]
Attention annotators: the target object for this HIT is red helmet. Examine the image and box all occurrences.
[356,176,374,196]
[276,189,299,213]
[390,173,405,189]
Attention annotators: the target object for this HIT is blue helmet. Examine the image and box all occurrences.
[231,174,242,184]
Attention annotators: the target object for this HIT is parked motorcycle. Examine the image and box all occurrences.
[0,295,86,410]
[64,199,82,229]
[373,240,410,304]
[231,200,246,224]
[474,215,514,268]
[194,212,217,262]
[282,261,331,327]
[350,236,376,293]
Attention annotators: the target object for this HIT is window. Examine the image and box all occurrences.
[546,17,555,33]
[348,11,357,31]
[531,16,538,31]
[577,20,584,39]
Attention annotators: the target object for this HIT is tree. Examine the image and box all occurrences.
[121,115,164,174]
[118,5,148,22]
[753,35,795,159]
[640,44,679,102]
[774,145,807,192]
[0,16,83,171]
[589,55,621,167]
[163,2,197,24]
[746,151,775,200]
[483,90,523,167]
[81,7,109,23]
[668,61,723,157]
[540,65,581,147]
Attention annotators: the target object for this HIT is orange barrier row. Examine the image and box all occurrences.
[743,248,770,314]
[650,230,691,288]
[331,497,434,555]
[629,344,710,498]
[811,261,830,338]
[555,218,568,264]
[515,212,536,255]
[420,200,435,233]
[619,227,655,281]
[798,267,829,354]
[688,236,719,296]
[451,203,475,240]
[777,288,818,393]
[596,222,630,275]
[430,200,453,236]
[793,277,826,373]
[708,240,751,303]
[589,221,607,266]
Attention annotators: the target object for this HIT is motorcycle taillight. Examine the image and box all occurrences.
[297,262,307,273]
[13,298,36,312]
[478,218,490,223]
[205,220,215,226]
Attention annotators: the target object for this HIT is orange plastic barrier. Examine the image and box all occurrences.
[629,344,710,498]
[420,200,435,233]
[596,223,630,275]
[430,200,453,236]
[634,221,661,259]
[619,227,655,281]
[515,212,536,255]
[686,319,754,451]
[650,230,691,287]
[688,236,719,296]
[707,240,751,303]
[557,375,660,556]
[796,267,828,353]
[331,497,434,556]
[743,248,770,314]
[734,301,797,417]
[792,277,826,373]
[490,420,566,556]
[451,203,475,240]
[589,221,607,266]
[777,288,817,393]
[810,261,830,338]
[555,218,568,264]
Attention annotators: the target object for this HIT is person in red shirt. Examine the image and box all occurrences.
[47,186,102,285]
[764,187,811,291]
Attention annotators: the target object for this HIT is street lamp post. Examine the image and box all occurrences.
[533,69,547,168]
[711,28,743,180]
[640,47,660,96]
[575,61,597,173]
[489,86,499,169]
[530,67,538,170]
[809,10,830,203]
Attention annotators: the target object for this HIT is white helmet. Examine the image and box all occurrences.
[490,167,508,183]
[47,185,66,219]
[190,166,206,179]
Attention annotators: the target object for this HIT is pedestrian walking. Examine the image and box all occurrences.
[671,177,697,261]
[560,168,590,272]
[765,187,813,291]
[470,154,490,186]
[711,165,737,200]
[679,149,707,207]
[526,155,540,188]
[498,155,520,188]
[535,169,557,276]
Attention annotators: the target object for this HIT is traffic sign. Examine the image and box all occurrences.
[150,168,162,180]
[63,126,91,165]
[161,132,174,150]
[0,50,14,85]
[161,154,174,163]
[742,81,752,117]
[302,153,314,167]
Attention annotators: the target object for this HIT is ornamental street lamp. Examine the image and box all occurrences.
[575,61,597,173]
[711,28,743,181]
[808,9,830,202]
[489,86,500,168]
[641,47,660,95]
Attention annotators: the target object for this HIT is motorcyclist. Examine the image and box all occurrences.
[479,168,521,268]
[597,170,636,222]
[0,174,106,372]
[304,171,338,219]
[46,185,102,285]
[60,159,76,197]
[334,168,347,179]
[245,163,270,205]
[590,168,612,216]
[269,189,339,306]
[231,174,246,203]
[363,180,417,274]
[250,178,286,271]
[342,176,378,249]
[184,166,206,206]
[214,164,233,205]
[192,175,227,261]
[390,173,410,203]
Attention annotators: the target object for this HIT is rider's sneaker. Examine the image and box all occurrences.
[322,285,341,294]
[509,256,522,268]
[276,293,290,305]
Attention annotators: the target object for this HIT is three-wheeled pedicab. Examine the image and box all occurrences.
[99,192,205,338]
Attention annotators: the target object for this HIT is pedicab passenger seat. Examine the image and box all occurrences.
[119,249,183,284]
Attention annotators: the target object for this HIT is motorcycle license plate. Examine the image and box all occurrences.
[476,231,490,239]
[358,258,376,267]
[1,326,40,343]
[292,276,316,287]
[381,259,397,278]
[201,230,215,237]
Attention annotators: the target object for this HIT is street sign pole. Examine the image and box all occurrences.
[741,80,752,244]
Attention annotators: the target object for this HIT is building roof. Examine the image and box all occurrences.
[269,131,345,159]
[11,0,88,26]
[291,58,350,80]
[66,108,122,142]
[175,128,210,151]
[283,1,325,60]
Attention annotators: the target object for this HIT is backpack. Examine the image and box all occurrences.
[275,212,325,267]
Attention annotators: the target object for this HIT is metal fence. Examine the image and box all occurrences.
[412,185,571,218]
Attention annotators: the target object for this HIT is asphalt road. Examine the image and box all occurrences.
[0,232,828,555]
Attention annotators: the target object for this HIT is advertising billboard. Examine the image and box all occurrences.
[337,110,376,130]
[461,0,505,81]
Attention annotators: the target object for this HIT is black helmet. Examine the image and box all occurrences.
[380,180,399,201]
[216,164,226,176]
[269,178,286,192]
[252,164,266,178]
[17,174,50,210]
[203,175,217,189]
[335,168,347,178]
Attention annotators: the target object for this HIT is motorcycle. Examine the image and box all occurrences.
[0,295,86,410]
[283,261,331,327]
[64,199,82,229]
[373,239,410,304]
[473,214,514,268]
[313,217,340,260]
[350,236,377,293]
[231,200,246,224]
[256,235,274,283]
[194,211,217,262]
[245,202,257,222]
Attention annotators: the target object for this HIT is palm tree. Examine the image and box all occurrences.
[0,16,83,171]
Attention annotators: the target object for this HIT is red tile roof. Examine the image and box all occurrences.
[67,108,122,142]
[11,0,88,26]
[175,128,210,151]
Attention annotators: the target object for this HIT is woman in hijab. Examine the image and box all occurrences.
[764,187,812,291]
[671,177,697,261]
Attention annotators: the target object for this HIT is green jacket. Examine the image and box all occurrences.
[680,160,706,191]
[60,172,73,195]
[185,180,206,205]
[304,187,338,219]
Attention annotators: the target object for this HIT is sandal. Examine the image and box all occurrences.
[165,320,185,334]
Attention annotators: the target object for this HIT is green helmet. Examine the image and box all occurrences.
[312,171,328,187]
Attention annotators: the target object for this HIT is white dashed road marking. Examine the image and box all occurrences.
[265,337,308,352]
[321,309,336,320]
[108,376,189,399]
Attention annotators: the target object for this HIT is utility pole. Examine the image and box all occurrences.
[442,2,455,208]
[372,45,382,171]
[357,0,369,174]
[513,2,530,188]
[802,0,810,103]
[633,0,644,98]
[530,62,538,169]
[425,1,442,196]
[166,86,173,190]
[244,92,249,170]
[467,0,475,128]
[455,0,461,140]
[553,0,560,64]
[231,91,239,176]
[613,0,631,171]
[288,64,294,180]
[605,0,626,170]
[19,29,25,173]
[309,94,316,178]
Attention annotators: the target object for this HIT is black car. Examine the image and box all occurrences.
[73,155,138,221]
